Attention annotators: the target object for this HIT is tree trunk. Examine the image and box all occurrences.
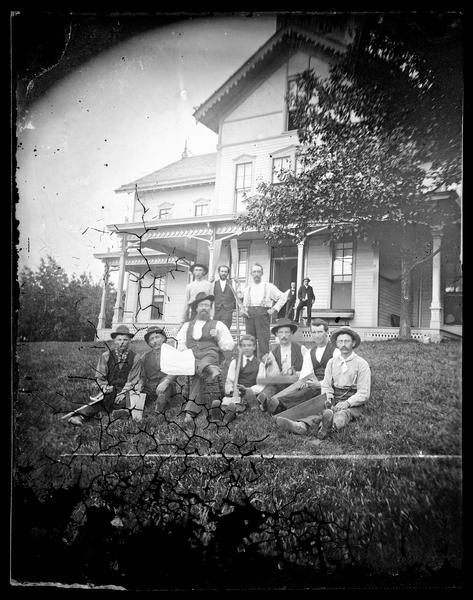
[399,254,412,340]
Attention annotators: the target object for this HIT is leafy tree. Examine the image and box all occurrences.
[18,256,116,341]
[239,13,462,338]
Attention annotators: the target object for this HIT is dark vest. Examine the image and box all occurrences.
[213,280,236,310]
[237,356,261,388]
[186,319,219,353]
[309,344,333,379]
[107,350,136,389]
[142,349,166,390]
[273,342,304,372]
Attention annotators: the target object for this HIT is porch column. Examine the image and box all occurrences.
[429,226,443,336]
[207,227,216,281]
[97,262,110,329]
[113,234,127,324]
[296,238,305,292]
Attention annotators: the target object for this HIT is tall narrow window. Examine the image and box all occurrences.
[287,77,301,131]
[237,248,249,285]
[151,276,165,320]
[194,203,208,217]
[331,240,353,309]
[272,156,291,184]
[235,162,252,211]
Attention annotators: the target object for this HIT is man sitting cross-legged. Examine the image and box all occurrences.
[275,327,371,439]
[68,325,141,426]
[272,319,334,430]
[140,326,177,413]
[212,335,266,425]
[176,292,235,426]
[257,318,309,414]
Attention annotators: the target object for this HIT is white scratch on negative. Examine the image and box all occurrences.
[59,453,462,460]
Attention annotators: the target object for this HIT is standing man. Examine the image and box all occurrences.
[181,263,213,324]
[241,263,287,358]
[176,292,235,425]
[275,327,371,439]
[140,326,176,413]
[213,265,236,330]
[67,325,141,426]
[295,277,315,327]
[284,282,297,320]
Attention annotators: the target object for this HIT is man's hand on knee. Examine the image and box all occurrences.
[156,380,169,395]
[333,400,349,412]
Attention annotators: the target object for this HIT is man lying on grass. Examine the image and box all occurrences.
[275,327,371,440]
[68,325,141,426]
[211,334,266,425]
[269,319,334,421]
[140,326,176,413]
[257,318,309,413]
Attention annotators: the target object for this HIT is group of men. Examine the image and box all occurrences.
[67,262,371,441]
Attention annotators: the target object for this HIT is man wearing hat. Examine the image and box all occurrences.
[140,326,176,413]
[275,326,371,439]
[176,291,235,424]
[181,263,213,324]
[68,325,141,426]
[295,277,315,327]
[257,318,310,413]
[212,265,236,329]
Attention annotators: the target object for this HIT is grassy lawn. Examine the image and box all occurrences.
[15,338,461,460]
[12,339,462,587]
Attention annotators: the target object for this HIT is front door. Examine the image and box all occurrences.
[271,245,298,319]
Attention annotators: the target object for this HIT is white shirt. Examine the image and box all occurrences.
[218,279,227,292]
[267,343,309,376]
[243,281,287,311]
[176,319,235,352]
[225,355,266,395]
[299,344,332,380]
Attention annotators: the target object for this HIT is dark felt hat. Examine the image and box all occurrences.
[303,277,310,282]
[190,263,208,275]
[110,325,134,339]
[271,318,298,335]
[144,326,167,345]
[190,291,215,309]
[331,326,361,348]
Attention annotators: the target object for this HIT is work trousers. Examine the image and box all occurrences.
[295,300,313,326]
[142,382,175,413]
[245,306,271,357]
[214,307,234,330]
[184,354,224,416]
[277,392,363,430]
[74,389,130,419]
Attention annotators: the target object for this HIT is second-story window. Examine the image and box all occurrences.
[331,239,353,309]
[194,204,208,217]
[272,156,291,184]
[235,162,252,212]
[159,207,171,219]
[287,77,302,131]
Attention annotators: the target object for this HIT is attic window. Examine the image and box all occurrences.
[194,204,208,217]
[159,208,172,219]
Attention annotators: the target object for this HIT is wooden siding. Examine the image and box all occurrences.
[305,236,331,308]
[378,276,401,327]
[352,239,376,327]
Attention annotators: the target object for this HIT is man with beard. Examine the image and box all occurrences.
[176,292,235,425]
[212,265,236,329]
[241,263,287,358]
[181,263,213,324]
[295,277,315,327]
[67,325,141,426]
[140,326,176,413]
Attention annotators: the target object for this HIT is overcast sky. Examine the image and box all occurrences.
[16,15,276,282]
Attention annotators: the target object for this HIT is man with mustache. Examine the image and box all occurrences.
[212,264,236,330]
[176,292,235,425]
[180,263,213,324]
[140,326,176,413]
[275,327,371,439]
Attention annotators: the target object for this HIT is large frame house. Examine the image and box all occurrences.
[94,19,462,342]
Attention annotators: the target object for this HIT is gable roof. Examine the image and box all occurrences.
[116,152,217,193]
[193,25,346,133]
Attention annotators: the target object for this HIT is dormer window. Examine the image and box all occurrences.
[194,203,209,217]
[159,207,171,219]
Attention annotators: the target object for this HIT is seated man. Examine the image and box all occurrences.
[214,334,266,425]
[257,318,309,414]
[140,326,176,413]
[275,327,371,439]
[272,318,334,425]
[68,325,141,426]
[176,292,235,425]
